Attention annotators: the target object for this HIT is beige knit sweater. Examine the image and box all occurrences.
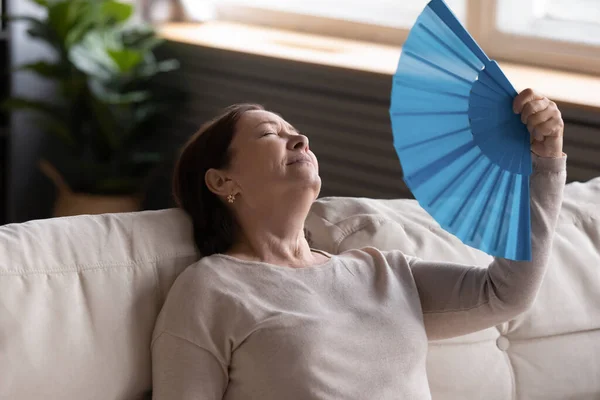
[151,153,566,400]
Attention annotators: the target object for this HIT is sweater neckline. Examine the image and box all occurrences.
[212,249,338,271]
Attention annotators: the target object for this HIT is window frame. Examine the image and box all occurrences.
[471,0,600,75]
[214,3,410,46]
[211,0,600,75]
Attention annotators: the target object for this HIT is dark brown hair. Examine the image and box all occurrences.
[172,103,265,256]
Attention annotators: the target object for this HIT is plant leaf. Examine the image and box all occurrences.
[4,15,59,47]
[107,48,143,73]
[101,1,134,24]
[47,0,98,46]
[132,36,164,53]
[112,91,152,104]
[26,24,54,41]
[16,61,64,78]
[47,1,76,42]
[134,104,163,123]
[155,59,180,73]
[58,73,87,99]
[32,0,48,5]
[38,116,76,148]
[136,59,180,79]
[2,98,75,146]
[31,0,68,6]
[2,15,44,24]
[69,29,123,79]
[88,94,120,150]
[64,15,96,49]
[122,26,164,52]
[1,97,62,116]
[69,34,116,80]
[89,79,151,104]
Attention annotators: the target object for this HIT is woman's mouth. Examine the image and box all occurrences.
[287,157,312,165]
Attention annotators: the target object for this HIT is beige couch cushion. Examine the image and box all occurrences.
[306,177,600,400]
[0,178,598,400]
[0,209,198,400]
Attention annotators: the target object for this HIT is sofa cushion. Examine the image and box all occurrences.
[0,209,198,400]
[305,177,600,400]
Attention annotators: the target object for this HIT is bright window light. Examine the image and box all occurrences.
[496,0,600,46]
[198,0,467,28]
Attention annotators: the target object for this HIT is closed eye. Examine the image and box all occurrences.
[290,127,306,138]
[261,131,276,137]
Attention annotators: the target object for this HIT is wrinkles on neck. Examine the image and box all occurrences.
[226,194,317,268]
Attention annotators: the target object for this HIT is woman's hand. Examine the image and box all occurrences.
[513,88,564,158]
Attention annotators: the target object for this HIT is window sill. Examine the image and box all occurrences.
[158,21,600,113]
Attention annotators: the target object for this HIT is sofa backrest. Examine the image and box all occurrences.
[0,209,198,400]
[1,178,599,400]
[306,177,600,400]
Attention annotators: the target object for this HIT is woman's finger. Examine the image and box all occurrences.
[527,107,554,139]
[513,88,545,114]
[520,98,550,124]
[531,116,563,142]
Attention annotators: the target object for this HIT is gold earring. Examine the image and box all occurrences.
[227,194,236,204]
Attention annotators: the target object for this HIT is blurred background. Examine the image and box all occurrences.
[1,0,599,224]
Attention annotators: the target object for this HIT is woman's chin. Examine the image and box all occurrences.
[291,173,321,196]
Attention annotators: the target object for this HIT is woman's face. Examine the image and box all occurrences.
[217,110,321,205]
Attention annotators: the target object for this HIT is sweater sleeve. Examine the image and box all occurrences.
[408,152,567,340]
[152,331,228,400]
[151,263,236,400]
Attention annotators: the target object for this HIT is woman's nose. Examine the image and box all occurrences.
[288,134,309,151]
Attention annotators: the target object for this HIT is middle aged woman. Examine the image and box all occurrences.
[151,88,567,400]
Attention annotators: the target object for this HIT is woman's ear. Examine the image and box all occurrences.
[205,168,236,198]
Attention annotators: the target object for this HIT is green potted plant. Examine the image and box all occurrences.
[3,0,182,216]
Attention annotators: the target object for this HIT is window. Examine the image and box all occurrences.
[544,0,600,29]
[216,0,466,29]
[475,0,600,75]
[189,0,466,45]
[495,0,600,46]
[178,0,600,74]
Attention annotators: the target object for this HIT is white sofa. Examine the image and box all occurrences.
[1,177,599,400]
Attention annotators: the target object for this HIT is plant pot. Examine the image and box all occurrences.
[52,190,142,217]
[39,160,143,217]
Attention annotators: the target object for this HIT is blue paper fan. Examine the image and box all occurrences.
[389,0,532,261]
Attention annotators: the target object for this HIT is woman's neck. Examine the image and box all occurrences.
[226,200,320,268]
